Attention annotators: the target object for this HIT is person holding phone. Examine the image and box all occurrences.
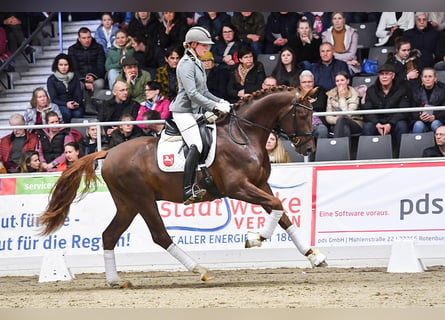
[411,67,445,133]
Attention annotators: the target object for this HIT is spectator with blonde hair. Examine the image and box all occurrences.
[322,12,361,74]
[24,87,62,127]
[266,132,290,163]
[105,28,134,89]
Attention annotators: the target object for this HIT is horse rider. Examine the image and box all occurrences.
[169,26,231,205]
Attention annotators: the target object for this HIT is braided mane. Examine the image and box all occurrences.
[233,85,294,109]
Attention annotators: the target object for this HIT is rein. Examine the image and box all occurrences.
[227,91,314,146]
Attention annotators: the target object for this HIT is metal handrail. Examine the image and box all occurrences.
[0,12,58,89]
[313,105,445,117]
[1,106,445,133]
[0,106,443,171]
[0,119,165,153]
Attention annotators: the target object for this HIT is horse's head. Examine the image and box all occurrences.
[277,88,315,156]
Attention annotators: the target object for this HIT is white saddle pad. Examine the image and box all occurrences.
[156,123,217,172]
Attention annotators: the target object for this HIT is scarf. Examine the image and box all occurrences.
[238,63,253,86]
[54,71,74,89]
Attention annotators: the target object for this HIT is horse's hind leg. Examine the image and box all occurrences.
[102,201,138,288]
[138,198,215,281]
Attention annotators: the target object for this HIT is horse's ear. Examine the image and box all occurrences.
[305,87,318,99]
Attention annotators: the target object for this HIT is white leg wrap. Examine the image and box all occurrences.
[167,243,198,271]
[104,249,120,283]
[286,224,310,255]
[259,210,283,239]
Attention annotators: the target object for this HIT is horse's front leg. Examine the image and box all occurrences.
[228,180,284,245]
[238,182,328,268]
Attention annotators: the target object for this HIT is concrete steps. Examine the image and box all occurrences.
[0,19,100,131]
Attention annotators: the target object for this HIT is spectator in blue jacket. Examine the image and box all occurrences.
[310,42,350,91]
[94,12,119,55]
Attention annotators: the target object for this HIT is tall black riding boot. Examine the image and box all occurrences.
[183,144,207,205]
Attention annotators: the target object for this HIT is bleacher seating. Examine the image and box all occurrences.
[281,138,305,162]
[257,54,279,77]
[399,132,435,158]
[356,135,393,160]
[436,70,445,84]
[0,18,101,134]
[352,75,377,88]
[350,22,377,49]
[368,46,393,67]
[315,137,351,161]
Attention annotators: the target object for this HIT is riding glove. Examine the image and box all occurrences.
[214,101,231,114]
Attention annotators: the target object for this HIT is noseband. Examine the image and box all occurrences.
[275,91,314,147]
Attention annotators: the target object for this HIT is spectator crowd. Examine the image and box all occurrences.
[2,11,445,172]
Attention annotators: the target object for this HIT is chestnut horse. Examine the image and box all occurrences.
[40,86,326,287]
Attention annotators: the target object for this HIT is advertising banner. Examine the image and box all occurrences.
[313,162,445,247]
[0,165,313,259]
[2,161,445,273]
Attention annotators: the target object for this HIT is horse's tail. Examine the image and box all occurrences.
[39,150,108,236]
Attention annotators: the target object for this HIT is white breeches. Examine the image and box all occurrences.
[172,112,203,152]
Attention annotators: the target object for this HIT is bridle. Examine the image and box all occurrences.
[227,90,314,146]
[276,91,314,147]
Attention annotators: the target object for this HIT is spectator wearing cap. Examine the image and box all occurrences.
[361,63,412,152]
[116,55,152,103]
[200,50,230,99]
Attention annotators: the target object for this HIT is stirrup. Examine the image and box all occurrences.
[184,185,207,205]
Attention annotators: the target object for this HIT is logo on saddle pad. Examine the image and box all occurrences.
[157,123,217,172]
[163,154,175,167]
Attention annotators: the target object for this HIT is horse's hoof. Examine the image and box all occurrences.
[107,280,133,288]
[245,231,262,248]
[307,249,328,268]
[192,265,215,281]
